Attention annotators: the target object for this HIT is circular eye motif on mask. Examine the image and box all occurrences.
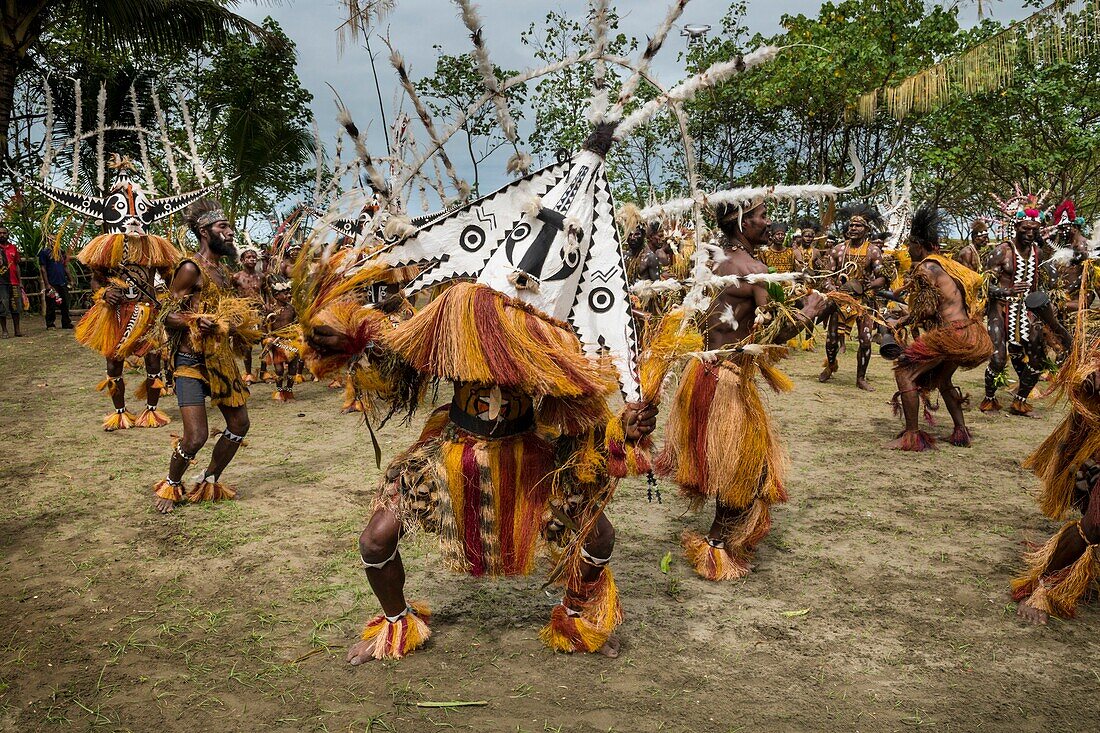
[459,224,486,252]
[588,286,614,313]
[102,194,127,226]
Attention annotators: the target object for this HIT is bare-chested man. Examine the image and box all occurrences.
[956,220,986,272]
[818,207,886,391]
[658,200,826,580]
[888,206,992,451]
[981,208,1072,415]
[231,246,264,383]
[153,199,251,514]
[1050,200,1093,321]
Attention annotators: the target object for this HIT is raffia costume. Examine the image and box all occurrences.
[657,338,792,580]
[153,256,257,505]
[302,121,646,660]
[24,157,213,430]
[891,254,993,450]
[1012,335,1100,619]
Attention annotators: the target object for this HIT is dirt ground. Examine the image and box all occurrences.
[1,319,1097,733]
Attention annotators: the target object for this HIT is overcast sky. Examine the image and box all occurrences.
[238,1,1031,208]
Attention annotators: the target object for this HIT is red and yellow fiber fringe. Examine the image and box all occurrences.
[134,406,171,428]
[186,480,237,503]
[895,318,993,390]
[152,480,183,503]
[358,602,432,660]
[134,374,165,400]
[888,428,937,452]
[76,233,180,269]
[1012,521,1100,619]
[1025,404,1100,520]
[386,282,617,399]
[681,530,751,581]
[102,409,136,431]
[604,308,703,477]
[540,568,622,653]
[77,295,157,359]
[436,431,556,576]
[656,355,788,510]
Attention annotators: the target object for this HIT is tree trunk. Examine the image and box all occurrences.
[0,45,20,164]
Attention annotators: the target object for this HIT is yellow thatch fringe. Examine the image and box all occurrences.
[540,569,623,653]
[152,480,183,503]
[134,407,171,428]
[133,375,165,401]
[358,602,432,660]
[186,480,237,503]
[102,410,136,432]
[1025,411,1100,520]
[76,232,180,269]
[386,282,617,399]
[658,357,788,509]
[682,530,751,581]
[1012,520,1100,618]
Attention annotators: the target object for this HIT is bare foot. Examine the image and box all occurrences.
[856,378,875,392]
[1017,599,1048,625]
[347,639,379,665]
[818,366,835,383]
[597,633,621,658]
[153,496,176,514]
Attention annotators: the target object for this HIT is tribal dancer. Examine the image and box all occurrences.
[1050,200,1092,324]
[818,205,886,391]
[304,121,656,662]
[25,155,212,430]
[798,217,825,272]
[1013,302,1100,624]
[263,280,304,401]
[657,199,827,580]
[231,246,264,384]
[153,199,256,514]
[956,220,987,272]
[981,202,1071,415]
[888,206,992,451]
[760,221,804,273]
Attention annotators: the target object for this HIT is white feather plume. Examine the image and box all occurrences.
[641,145,864,221]
[616,46,780,138]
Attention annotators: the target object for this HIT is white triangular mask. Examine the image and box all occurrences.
[382,148,640,402]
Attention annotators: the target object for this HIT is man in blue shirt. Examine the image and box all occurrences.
[38,246,73,329]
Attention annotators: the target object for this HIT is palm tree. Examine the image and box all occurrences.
[0,0,274,158]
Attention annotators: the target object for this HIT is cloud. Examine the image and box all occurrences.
[239,0,1031,216]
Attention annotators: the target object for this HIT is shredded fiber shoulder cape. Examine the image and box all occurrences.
[385,281,619,401]
[77,233,180,269]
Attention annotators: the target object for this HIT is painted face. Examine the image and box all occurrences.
[770,228,786,245]
[103,181,155,236]
[1016,219,1040,243]
[241,250,258,268]
[801,228,817,246]
[972,231,988,247]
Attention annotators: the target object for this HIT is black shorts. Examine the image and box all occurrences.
[0,283,22,317]
[174,352,210,407]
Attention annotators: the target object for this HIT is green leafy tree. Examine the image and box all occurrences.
[415,47,525,196]
[197,17,315,227]
[0,0,273,159]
